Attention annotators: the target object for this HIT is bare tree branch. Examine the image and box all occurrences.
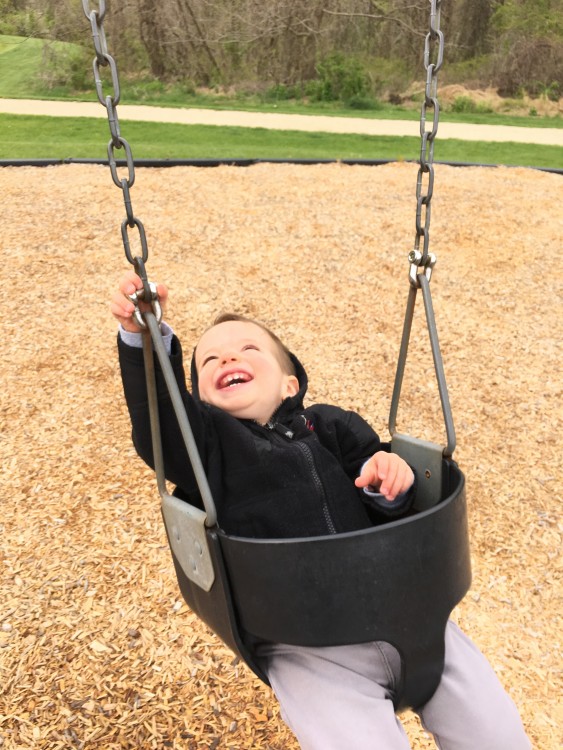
[321,8,426,38]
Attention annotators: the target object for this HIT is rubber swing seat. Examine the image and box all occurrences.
[162,455,470,711]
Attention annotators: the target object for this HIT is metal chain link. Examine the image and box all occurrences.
[82,2,216,521]
[408,0,444,285]
[82,0,153,306]
[389,0,456,456]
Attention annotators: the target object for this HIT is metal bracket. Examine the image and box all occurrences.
[408,250,436,287]
[161,493,215,592]
[391,433,444,511]
[126,282,162,330]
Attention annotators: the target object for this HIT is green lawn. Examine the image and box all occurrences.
[1,34,562,168]
[1,34,562,132]
[0,35,51,98]
[1,113,562,169]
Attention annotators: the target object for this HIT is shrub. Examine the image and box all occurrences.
[264,83,303,102]
[0,10,45,37]
[451,95,476,113]
[493,37,563,98]
[347,94,383,111]
[450,96,493,114]
[366,56,412,99]
[545,81,561,102]
[40,43,92,92]
[311,53,370,103]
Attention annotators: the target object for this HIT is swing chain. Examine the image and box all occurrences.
[82,0,149,268]
[410,0,444,285]
[390,0,456,457]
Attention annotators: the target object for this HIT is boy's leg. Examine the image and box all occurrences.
[418,621,531,750]
[256,640,411,750]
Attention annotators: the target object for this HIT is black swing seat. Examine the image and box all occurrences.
[161,436,471,712]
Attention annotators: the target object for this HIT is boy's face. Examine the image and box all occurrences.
[195,321,299,425]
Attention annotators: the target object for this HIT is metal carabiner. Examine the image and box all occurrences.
[408,250,436,287]
[126,282,162,329]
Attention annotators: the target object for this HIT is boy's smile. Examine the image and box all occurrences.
[216,369,253,390]
[195,320,299,424]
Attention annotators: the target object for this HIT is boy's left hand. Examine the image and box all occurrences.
[355,451,414,502]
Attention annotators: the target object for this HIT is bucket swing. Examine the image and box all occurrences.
[83,0,471,713]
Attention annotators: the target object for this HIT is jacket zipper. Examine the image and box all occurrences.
[260,417,338,535]
[294,440,337,535]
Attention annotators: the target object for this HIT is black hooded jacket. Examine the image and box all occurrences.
[118,333,415,538]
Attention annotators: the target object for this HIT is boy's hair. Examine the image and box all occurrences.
[207,313,296,377]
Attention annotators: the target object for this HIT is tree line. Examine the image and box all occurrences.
[2,0,563,101]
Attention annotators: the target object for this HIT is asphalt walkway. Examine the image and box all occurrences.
[2,98,563,146]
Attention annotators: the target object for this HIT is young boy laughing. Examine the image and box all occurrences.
[111,271,530,750]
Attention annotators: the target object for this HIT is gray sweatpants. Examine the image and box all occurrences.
[256,621,531,750]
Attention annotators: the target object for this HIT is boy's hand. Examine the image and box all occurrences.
[111,271,168,333]
[355,451,414,501]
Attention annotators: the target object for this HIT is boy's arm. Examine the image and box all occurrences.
[119,321,174,352]
[331,409,416,515]
[355,451,415,502]
[114,268,212,500]
[118,330,211,502]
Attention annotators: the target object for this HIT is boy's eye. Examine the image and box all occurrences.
[243,344,258,352]
[202,355,217,367]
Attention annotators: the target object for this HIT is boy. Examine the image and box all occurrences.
[112,271,530,750]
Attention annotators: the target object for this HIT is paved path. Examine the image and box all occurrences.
[1,97,563,146]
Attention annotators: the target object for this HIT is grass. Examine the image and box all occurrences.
[0,34,562,168]
[100,80,563,130]
[1,113,562,169]
[1,34,563,132]
[0,35,47,97]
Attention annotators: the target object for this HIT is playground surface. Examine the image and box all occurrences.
[1,96,563,145]
[1,160,561,749]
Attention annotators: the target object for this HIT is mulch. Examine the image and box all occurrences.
[1,162,561,749]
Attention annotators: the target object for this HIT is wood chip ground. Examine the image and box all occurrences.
[1,163,561,749]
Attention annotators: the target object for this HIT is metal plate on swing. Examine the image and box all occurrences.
[391,434,444,511]
[161,493,215,592]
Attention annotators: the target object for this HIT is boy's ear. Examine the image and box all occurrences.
[285,375,300,397]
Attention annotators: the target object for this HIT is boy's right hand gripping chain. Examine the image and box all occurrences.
[126,281,162,329]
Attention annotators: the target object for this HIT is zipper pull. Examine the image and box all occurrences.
[267,420,294,439]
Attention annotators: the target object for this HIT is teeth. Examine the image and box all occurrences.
[220,372,249,388]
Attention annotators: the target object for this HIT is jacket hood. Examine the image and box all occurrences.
[190,348,308,419]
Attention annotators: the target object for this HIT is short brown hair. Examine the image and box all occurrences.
[206,313,296,377]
